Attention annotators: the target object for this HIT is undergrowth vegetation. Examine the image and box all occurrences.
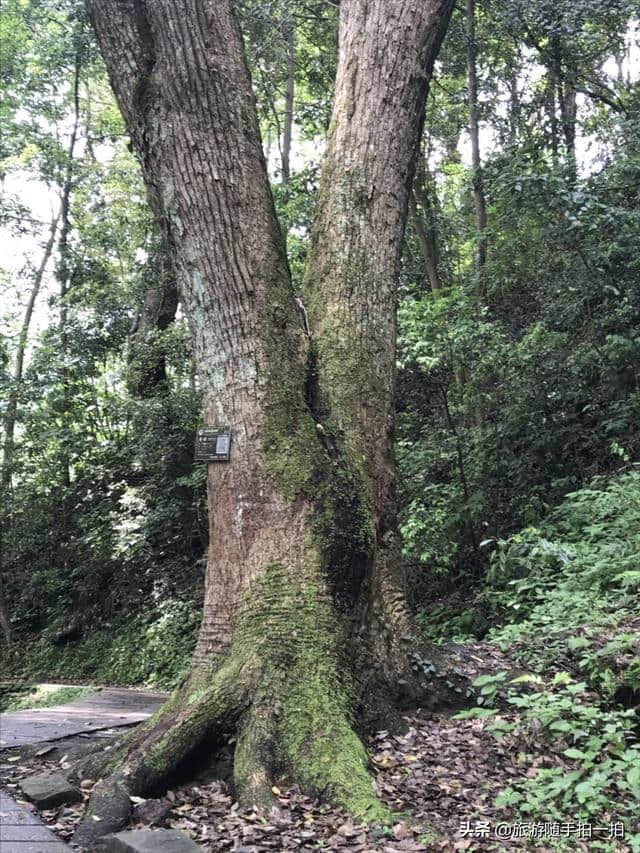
[421,470,640,848]
[2,595,200,690]
[0,685,90,713]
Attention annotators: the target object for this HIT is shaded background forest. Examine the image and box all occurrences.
[1,0,639,686]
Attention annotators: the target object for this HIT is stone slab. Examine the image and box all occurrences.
[0,793,25,810]
[0,790,71,852]
[0,823,59,841]
[19,773,82,809]
[104,829,202,852]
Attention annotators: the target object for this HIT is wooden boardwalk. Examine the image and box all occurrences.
[0,790,69,852]
[0,688,167,749]
[0,687,168,850]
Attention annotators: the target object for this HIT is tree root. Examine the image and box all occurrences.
[73,656,255,847]
[72,562,471,848]
[233,701,277,808]
[73,654,391,846]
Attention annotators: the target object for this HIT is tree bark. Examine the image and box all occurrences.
[79,0,459,842]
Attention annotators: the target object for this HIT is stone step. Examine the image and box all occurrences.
[19,773,82,809]
[104,829,203,852]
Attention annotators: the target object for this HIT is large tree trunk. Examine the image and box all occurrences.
[78,0,457,843]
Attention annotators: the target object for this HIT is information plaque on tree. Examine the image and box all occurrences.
[194,427,231,462]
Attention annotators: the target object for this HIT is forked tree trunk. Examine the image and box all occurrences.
[78,0,457,843]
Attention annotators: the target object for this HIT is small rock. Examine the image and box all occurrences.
[20,773,82,809]
[80,779,96,789]
[132,797,171,826]
[103,829,203,852]
[73,776,132,846]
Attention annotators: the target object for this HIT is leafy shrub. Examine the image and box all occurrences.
[458,674,640,849]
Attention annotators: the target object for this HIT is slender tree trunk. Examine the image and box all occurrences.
[551,34,577,179]
[466,0,487,277]
[2,214,60,488]
[281,13,295,186]
[78,0,459,842]
[410,165,443,294]
[507,67,520,146]
[546,74,560,165]
[56,53,82,488]
[0,569,10,646]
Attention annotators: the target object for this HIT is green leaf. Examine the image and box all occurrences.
[564,748,588,760]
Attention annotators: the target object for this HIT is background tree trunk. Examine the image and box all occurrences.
[411,163,445,294]
[1,212,61,648]
[281,13,295,186]
[78,0,458,842]
[466,0,488,278]
[2,214,60,489]
[55,52,82,489]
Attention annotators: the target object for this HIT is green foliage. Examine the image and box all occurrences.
[398,0,640,588]
[464,676,640,846]
[481,472,640,682]
[3,685,91,712]
[4,597,200,690]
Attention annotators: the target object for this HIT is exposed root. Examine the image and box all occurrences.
[72,561,468,847]
[234,702,277,808]
[72,656,256,847]
[74,773,131,848]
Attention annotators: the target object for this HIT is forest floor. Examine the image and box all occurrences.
[1,639,633,852]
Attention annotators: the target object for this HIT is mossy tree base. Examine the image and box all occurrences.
[73,563,468,847]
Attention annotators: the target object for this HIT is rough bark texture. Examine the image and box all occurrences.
[304,0,454,646]
[79,0,460,844]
